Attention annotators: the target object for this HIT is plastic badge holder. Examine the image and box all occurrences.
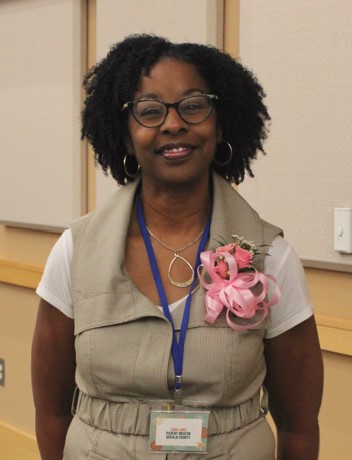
[147,400,210,454]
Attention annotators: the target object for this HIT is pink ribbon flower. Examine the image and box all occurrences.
[198,240,281,331]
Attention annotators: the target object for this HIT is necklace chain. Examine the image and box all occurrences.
[145,226,204,288]
[145,227,204,254]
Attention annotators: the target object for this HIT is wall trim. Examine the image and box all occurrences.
[302,258,352,274]
[0,422,39,460]
[224,0,240,57]
[0,259,42,289]
[316,314,352,356]
[316,314,352,332]
[86,0,97,212]
[317,321,352,357]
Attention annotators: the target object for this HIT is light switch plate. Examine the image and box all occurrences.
[334,208,352,253]
[0,359,4,386]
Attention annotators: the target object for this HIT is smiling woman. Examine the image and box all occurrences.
[81,34,270,185]
[32,34,323,460]
[123,58,221,191]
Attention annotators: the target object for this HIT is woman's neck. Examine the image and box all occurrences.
[139,177,212,235]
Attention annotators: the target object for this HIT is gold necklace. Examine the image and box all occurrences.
[146,226,204,288]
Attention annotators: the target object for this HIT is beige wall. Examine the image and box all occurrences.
[0,283,39,434]
[266,350,352,460]
[319,351,352,460]
[0,1,351,459]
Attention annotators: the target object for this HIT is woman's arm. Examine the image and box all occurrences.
[264,315,324,460]
[31,299,76,460]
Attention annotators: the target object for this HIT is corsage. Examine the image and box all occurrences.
[198,235,281,330]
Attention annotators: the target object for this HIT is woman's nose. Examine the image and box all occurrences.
[161,107,188,133]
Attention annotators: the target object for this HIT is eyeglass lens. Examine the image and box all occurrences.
[132,95,213,127]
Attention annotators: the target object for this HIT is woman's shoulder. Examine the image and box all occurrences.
[265,235,300,277]
[264,236,313,338]
[36,228,74,318]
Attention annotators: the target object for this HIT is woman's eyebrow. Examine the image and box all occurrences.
[135,93,159,100]
[183,88,207,96]
[135,88,207,101]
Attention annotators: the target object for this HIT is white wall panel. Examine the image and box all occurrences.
[0,0,86,231]
[239,0,352,268]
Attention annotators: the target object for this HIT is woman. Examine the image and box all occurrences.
[32,34,323,459]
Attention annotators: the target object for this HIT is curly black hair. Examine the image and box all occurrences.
[81,34,270,185]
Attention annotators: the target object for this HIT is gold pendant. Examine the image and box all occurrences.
[168,253,194,288]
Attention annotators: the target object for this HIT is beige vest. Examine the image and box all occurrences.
[67,173,282,459]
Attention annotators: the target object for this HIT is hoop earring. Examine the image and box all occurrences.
[123,154,140,179]
[213,140,233,166]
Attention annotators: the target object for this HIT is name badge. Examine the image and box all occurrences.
[148,407,209,453]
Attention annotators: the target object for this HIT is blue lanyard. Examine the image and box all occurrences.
[137,196,211,400]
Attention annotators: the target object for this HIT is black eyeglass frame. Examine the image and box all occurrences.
[121,94,218,128]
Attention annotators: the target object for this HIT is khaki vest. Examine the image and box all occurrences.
[67,173,282,459]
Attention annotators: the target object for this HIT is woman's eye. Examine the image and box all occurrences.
[185,103,200,110]
[181,97,208,112]
[182,102,205,113]
[138,104,163,118]
[142,108,161,116]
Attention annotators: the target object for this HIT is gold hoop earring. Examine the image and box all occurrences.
[213,140,233,166]
[123,154,140,179]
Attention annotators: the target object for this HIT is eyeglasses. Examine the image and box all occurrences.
[121,94,218,128]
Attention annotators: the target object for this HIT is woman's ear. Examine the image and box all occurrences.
[216,124,223,144]
[123,133,134,154]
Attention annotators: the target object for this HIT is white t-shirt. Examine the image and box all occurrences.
[36,230,313,339]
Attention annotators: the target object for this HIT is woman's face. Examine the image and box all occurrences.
[124,58,222,188]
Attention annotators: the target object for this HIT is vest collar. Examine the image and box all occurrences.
[72,173,264,334]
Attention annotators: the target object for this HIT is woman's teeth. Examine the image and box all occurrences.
[164,147,187,153]
[162,146,191,159]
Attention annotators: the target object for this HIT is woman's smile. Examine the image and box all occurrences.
[157,143,195,160]
[125,58,222,187]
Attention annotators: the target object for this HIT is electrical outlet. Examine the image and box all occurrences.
[0,359,5,386]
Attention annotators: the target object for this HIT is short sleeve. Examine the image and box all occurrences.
[36,229,74,318]
[264,236,313,339]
